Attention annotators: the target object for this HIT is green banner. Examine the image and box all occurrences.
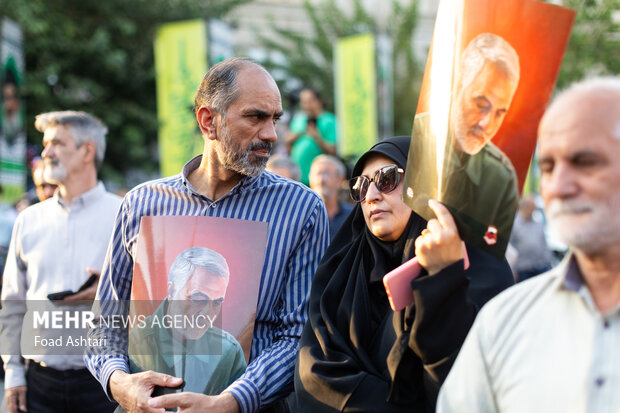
[1,17,26,203]
[335,33,378,161]
[154,20,208,177]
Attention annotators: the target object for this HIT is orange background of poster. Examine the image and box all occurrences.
[130,216,268,362]
[417,0,575,191]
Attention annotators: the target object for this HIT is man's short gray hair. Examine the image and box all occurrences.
[168,247,230,289]
[35,111,107,170]
[194,57,268,115]
[266,154,301,181]
[552,76,620,141]
[311,154,346,178]
[460,33,520,89]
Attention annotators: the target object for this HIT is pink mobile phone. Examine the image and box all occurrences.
[383,257,422,311]
[383,243,470,311]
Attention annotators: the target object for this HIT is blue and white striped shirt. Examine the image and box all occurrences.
[84,156,329,412]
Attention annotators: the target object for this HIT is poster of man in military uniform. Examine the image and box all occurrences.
[123,216,267,402]
[403,0,575,257]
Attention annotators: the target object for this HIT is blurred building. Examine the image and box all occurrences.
[227,0,440,69]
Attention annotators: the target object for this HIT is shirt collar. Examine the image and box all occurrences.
[561,253,584,292]
[180,154,262,201]
[556,252,616,315]
[55,181,106,209]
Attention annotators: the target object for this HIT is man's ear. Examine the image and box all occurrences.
[196,106,218,141]
[82,141,96,165]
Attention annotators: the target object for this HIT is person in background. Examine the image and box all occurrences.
[285,88,337,186]
[437,77,620,412]
[32,157,57,201]
[0,186,17,281]
[2,69,23,144]
[309,155,353,241]
[509,194,553,281]
[266,153,301,181]
[0,111,121,413]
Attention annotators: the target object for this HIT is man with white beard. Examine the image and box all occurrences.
[437,77,620,413]
[0,111,121,413]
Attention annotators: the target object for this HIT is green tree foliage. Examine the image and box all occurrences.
[2,0,248,187]
[256,0,421,137]
[556,0,620,88]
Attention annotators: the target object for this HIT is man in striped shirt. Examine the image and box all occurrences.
[85,58,329,413]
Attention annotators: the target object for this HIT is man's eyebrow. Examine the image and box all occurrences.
[569,150,607,163]
[189,291,210,300]
[474,95,492,107]
[43,136,61,145]
[244,109,284,118]
[190,291,225,301]
[537,155,552,165]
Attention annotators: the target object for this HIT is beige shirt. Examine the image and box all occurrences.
[438,253,620,413]
[0,183,120,389]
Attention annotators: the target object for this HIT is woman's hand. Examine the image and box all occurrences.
[415,199,464,275]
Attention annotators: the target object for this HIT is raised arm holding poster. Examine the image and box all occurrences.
[403,0,575,258]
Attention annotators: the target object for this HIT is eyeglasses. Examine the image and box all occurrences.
[349,164,404,202]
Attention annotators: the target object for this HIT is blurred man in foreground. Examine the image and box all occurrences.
[438,77,620,412]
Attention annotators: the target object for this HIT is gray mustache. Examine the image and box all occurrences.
[248,142,272,152]
[44,158,60,166]
[547,200,593,217]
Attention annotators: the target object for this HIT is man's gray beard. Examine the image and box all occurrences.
[451,94,487,156]
[547,198,620,255]
[216,121,268,177]
[43,163,67,184]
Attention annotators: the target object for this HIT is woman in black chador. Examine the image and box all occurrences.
[290,136,513,412]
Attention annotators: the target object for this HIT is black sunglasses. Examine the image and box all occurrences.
[349,164,404,202]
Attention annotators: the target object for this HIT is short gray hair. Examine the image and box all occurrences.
[194,57,267,114]
[266,154,301,181]
[460,33,520,90]
[35,111,107,170]
[311,154,346,178]
[552,76,620,141]
[168,247,230,289]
